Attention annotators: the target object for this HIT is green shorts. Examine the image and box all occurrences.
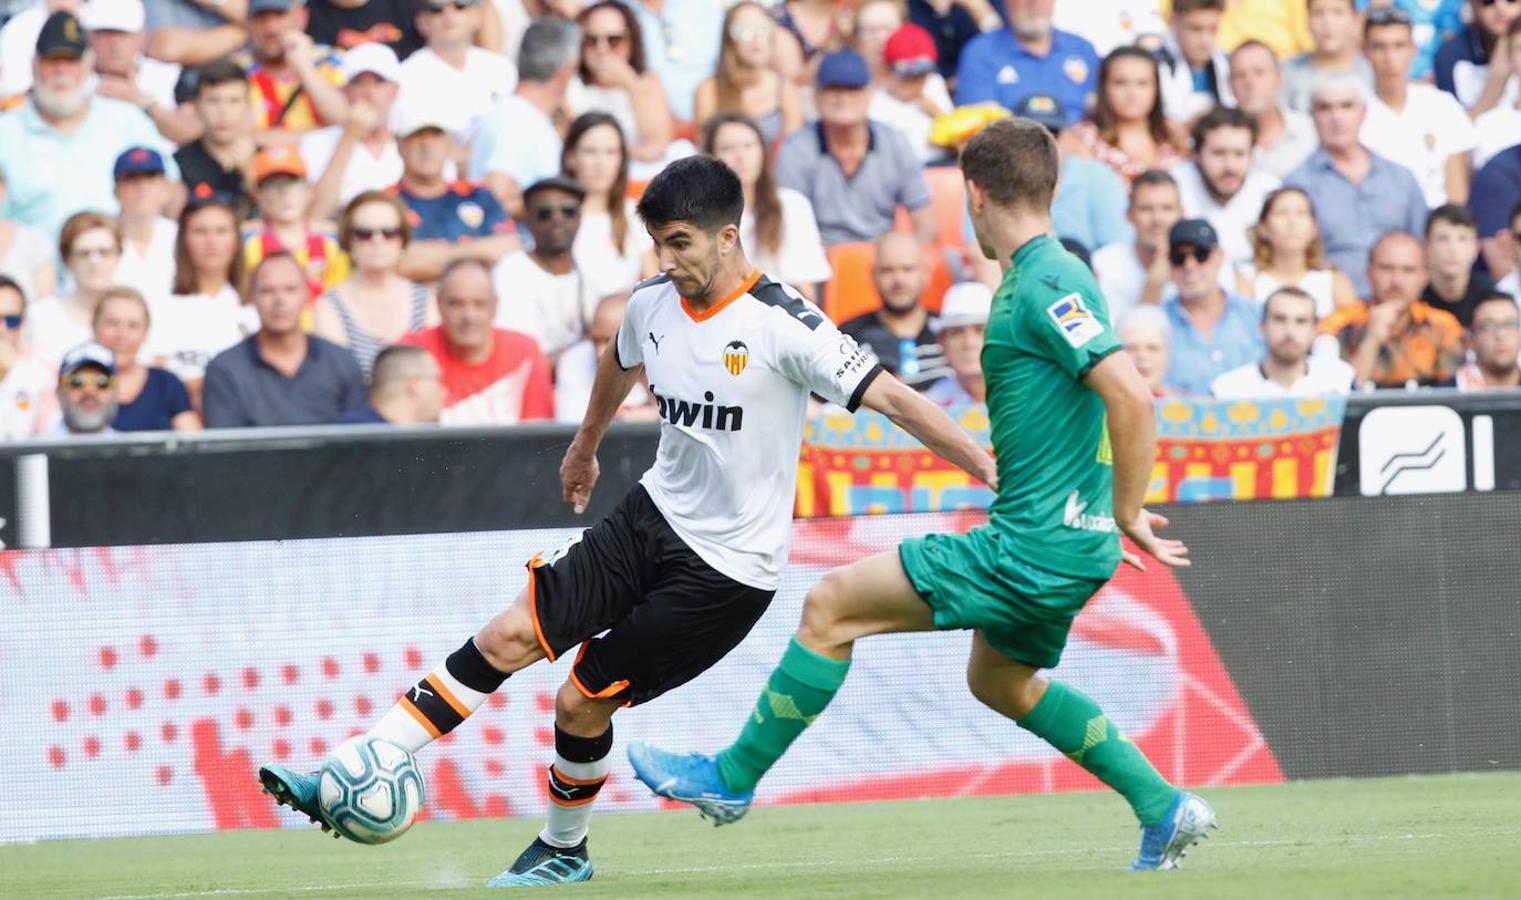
[897,526,1107,669]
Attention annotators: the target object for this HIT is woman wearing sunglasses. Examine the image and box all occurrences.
[313,191,435,377]
[92,287,202,433]
[694,2,803,148]
[25,212,124,371]
[0,275,55,441]
[570,1,683,178]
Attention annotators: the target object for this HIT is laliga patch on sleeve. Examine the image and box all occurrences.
[1046,293,1104,348]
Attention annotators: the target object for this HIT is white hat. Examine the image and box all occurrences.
[933,282,993,331]
[341,42,402,83]
[81,0,146,33]
[392,88,466,137]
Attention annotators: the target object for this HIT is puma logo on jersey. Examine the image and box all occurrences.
[648,332,664,354]
[649,386,744,432]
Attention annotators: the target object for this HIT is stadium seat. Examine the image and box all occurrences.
[887,169,967,251]
[924,166,968,251]
[822,242,956,324]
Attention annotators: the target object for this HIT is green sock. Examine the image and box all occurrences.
[1018,680,1180,825]
[716,638,851,794]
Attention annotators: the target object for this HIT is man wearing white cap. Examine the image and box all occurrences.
[302,42,404,219]
[81,0,197,144]
[392,90,519,282]
[925,281,993,408]
[397,0,514,144]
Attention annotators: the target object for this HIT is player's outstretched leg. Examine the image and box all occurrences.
[629,551,934,823]
[259,591,540,833]
[488,682,618,888]
[964,633,1216,870]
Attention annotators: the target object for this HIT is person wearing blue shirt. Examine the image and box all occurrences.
[1470,145,1521,279]
[963,93,1130,253]
[0,12,180,240]
[392,94,520,281]
[1160,219,1265,396]
[1283,75,1429,298]
[952,0,1099,126]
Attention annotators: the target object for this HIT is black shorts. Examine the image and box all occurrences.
[527,486,776,706]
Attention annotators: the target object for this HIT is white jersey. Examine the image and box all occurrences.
[615,271,881,589]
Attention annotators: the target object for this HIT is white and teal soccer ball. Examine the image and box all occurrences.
[318,736,425,845]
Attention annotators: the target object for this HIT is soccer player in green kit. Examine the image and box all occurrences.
[629,117,1216,871]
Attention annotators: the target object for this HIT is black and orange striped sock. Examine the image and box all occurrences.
[369,638,510,754]
[539,724,612,849]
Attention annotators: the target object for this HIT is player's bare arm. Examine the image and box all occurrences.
[858,374,999,490]
[561,340,643,514]
[1083,352,1189,570]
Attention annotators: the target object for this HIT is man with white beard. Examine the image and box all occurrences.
[0,12,179,240]
[51,341,120,437]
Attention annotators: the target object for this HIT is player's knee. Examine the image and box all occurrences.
[474,604,543,673]
[797,573,851,651]
[554,680,614,735]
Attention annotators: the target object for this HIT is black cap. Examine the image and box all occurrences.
[522,175,587,204]
[1168,218,1219,253]
[36,11,88,61]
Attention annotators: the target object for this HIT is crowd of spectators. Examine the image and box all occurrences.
[3,0,1521,443]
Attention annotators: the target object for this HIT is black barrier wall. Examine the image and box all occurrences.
[0,423,659,549]
[1171,491,1521,780]
[5,390,1521,548]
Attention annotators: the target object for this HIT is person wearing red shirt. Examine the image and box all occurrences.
[402,257,552,425]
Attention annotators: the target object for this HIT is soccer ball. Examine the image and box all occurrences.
[318,736,425,844]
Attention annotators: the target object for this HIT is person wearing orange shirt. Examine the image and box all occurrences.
[1319,231,1465,389]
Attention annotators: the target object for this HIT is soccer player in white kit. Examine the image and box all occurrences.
[258,155,997,887]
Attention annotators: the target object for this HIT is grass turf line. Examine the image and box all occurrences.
[5,772,1520,899]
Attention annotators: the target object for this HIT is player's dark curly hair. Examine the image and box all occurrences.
[635,155,744,233]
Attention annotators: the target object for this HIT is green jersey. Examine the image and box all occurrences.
[983,234,1123,579]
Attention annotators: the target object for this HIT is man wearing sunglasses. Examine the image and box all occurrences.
[1160,218,1264,395]
[0,276,55,442]
[397,0,513,142]
[50,341,119,437]
[491,175,590,357]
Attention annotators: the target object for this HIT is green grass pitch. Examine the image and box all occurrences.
[5,773,1519,899]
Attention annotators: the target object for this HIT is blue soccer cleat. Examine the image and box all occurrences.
[626,742,754,826]
[258,764,336,836]
[486,837,594,888]
[1129,791,1217,871]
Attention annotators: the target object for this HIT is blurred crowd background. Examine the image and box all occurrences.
[1,0,1519,440]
